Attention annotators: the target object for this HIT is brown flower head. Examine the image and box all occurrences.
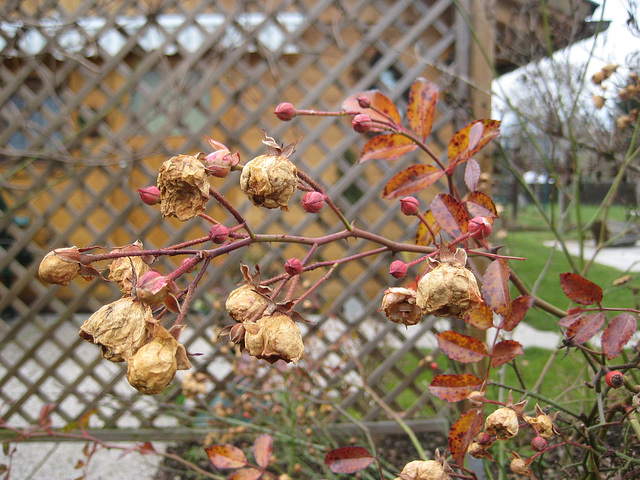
[467,442,495,461]
[39,247,82,286]
[381,287,422,326]
[524,405,555,439]
[157,154,210,221]
[181,371,209,399]
[485,407,519,441]
[244,313,304,364]
[108,241,151,294]
[225,284,269,323]
[396,460,450,480]
[79,297,151,362]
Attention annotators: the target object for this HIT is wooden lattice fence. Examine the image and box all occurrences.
[0,0,485,440]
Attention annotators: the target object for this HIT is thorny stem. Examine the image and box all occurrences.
[296,169,353,231]
[209,186,256,239]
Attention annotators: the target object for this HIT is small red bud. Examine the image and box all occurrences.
[136,270,169,305]
[352,113,373,133]
[389,260,408,279]
[274,102,297,121]
[531,436,548,452]
[476,432,492,445]
[209,224,230,244]
[356,96,371,108]
[399,196,420,216]
[302,191,325,213]
[284,258,303,276]
[137,186,161,205]
[605,370,625,388]
[429,362,439,371]
[468,216,493,239]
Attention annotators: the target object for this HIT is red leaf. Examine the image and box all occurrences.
[38,404,55,428]
[428,374,483,403]
[464,303,494,330]
[436,330,488,363]
[407,78,439,140]
[482,259,511,317]
[430,193,469,238]
[464,158,481,192]
[448,409,483,467]
[360,134,418,163]
[253,434,273,469]
[139,442,156,455]
[415,210,441,246]
[601,313,637,359]
[491,340,524,367]
[447,119,500,168]
[228,468,263,480]
[559,272,603,305]
[324,447,375,474]
[383,165,444,198]
[342,90,401,130]
[502,295,534,332]
[558,312,581,328]
[205,444,248,469]
[465,191,498,219]
[566,312,606,345]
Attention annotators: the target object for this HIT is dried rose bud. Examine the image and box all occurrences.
[467,442,494,461]
[389,260,408,279]
[135,270,169,306]
[137,186,161,205]
[467,390,486,406]
[274,102,297,121]
[485,407,519,440]
[525,412,554,439]
[352,113,373,133]
[531,436,547,452]
[79,297,151,362]
[240,154,298,211]
[108,241,151,294]
[416,257,482,319]
[302,191,325,213]
[397,460,450,480]
[181,371,209,399]
[381,287,422,326]
[39,247,82,286]
[468,217,492,240]
[356,95,371,108]
[244,313,305,364]
[209,224,230,244]
[284,258,303,276]
[225,284,268,322]
[592,94,605,109]
[509,454,532,476]
[157,154,210,221]
[400,196,420,216]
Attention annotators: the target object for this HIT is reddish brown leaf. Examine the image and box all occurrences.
[430,193,469,238]
[324,447,375,474]
[464,303,494,330]
[407,78,439,140]
[566,312,606,345]
[491,340,524,367]
[383,164,444,199]
[436,330,488,363]
[228,468,263,480]
[447,119,501,168]
[559,272,603,305]
[502,295,534,332]
[482,259,511,317]
[206,444,247,469]
[464,158,481,192]
[465,191,498,219]
[342,90,401,130]
[415,209,441,246]
[360,134,418,163]
[139,442,156,455]
[448,409,483,467]
[602,312,637,360]
[558,312,581,328]
[428,374,483,403]
[253,434,273,469]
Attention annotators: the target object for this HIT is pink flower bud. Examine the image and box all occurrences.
[302,191,325,213]
[137,186,161,205]
[389,260,408,279]
[204,149,240,178]
[400,196,420,216]
[274,102,297,121]
[468,216,493,240]
[209,224,230,244]
[284,258,303,276]
[356,96,371,108]
[531,436,547,452]
[136,270,169,305]
[352,114,373,133]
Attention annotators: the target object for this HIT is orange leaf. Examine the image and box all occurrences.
[447,119,500,168]
[465,191,498,219]
[407,78,439,140]
[430,193,469,238]
[324,447,375,474]
[206,444,247,469]
[436,330,488,363]
[342,90,401,130]
[448,409,483,467]
[502,295,534,332]
[602,313,637,360]
[360,134,418,163]
[253,434,273,470]
[383,165,444,199]
[491,340,524,367]
[428,374,483,402]
[559,272,603,305]
[415,209,441,246]
[566,312,606,345]
[464,303,494,330]
[482,259,511,317]
[228,468,263,480]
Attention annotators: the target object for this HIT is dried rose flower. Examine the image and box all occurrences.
[79,297,151,362]
[524,413,554,439]
[157,154,210,221]
[240,153,298,211]
[467,442,494,461]
[225,285,268,322]
[381,287,422,326]
[485,407,519,441]
[108,241,150,294]
[244,313,304,364]
[395,460,450,480]
[181,371,209,399]
[38,247,82,286]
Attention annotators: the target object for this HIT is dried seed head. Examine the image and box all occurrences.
[108,242,150,294]
[240,154,298,210]
[592,94,605,109]
[381,287,422,326]
[39,247,82,286]
[525,413,555,439]
[79,297,151,362]
[485,407,519,441]
[509,455,532,476]
[397,460,450,480]
[467,442,494,461]
[225,285,269,322]
[181,371,209,399]
[157,154,210,221]
[244,313,304,364]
